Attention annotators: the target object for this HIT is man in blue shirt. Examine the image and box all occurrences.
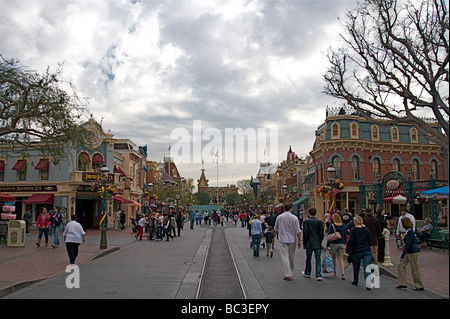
[189,210,196,229]
[251,215,263,257]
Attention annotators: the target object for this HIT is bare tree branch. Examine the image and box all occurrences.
[323,0,449,151]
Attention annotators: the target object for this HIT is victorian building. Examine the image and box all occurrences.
[0,116,147,228]
[310,106,447,223]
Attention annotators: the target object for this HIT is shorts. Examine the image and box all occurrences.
[330,243,345,254]
[266,242,273,250]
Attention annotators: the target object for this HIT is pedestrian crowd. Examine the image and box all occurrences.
[29,202,425,292]
[244,202,425,292]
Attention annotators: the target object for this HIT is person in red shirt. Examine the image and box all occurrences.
[36,207,51,247]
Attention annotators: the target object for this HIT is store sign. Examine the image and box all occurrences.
[386,179,401,190]
[0,185,57,192]
[82,172,114,182]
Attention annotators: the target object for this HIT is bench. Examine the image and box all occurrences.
[423,229,449,251]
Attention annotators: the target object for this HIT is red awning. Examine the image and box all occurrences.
[24,194,54,204]
[118,167,127,176]
[113,196,133,204]
[92,154,104,163]
[12,160,26,170]
[0,192,14,202]
[114,166,127,177]
[34,159,49,170]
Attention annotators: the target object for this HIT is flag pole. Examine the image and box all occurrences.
[216,150,219,207]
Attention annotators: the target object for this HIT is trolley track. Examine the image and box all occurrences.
[196,226,246,299]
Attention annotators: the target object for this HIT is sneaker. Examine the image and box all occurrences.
[302,271,310,278]
[316,277,322,281]
[412,287,424,291]
[396,285,407,289]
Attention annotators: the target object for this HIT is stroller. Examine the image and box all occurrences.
[130,218,139,233]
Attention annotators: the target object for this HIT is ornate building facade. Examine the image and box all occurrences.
[310,106,447,222]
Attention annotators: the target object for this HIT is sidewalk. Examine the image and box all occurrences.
[379,234,449,299]
[0,228,135,297]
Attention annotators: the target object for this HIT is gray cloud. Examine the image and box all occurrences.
[0,0,357,185]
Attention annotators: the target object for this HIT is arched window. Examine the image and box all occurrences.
[391,127,399,142]
[371,125,379,141]
[332,156,341,178]
[92,153,104,171]
[412,159,419,180]
[331,123,340,139]
[410,127,418,143]
[351,156,359,180]
[430,160,437,179]
[351,122,359,139]
[77,152,90,171]
[372,158,380,180]
[393,158,400,172]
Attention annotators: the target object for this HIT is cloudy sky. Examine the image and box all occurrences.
[0,0,358,187]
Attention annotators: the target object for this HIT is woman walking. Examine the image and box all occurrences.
[36,208,51,247]
[346,216,373,290]
[327,213,347,280]
[63,214,86,264]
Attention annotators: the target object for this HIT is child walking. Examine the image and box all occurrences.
[265,226,275,257]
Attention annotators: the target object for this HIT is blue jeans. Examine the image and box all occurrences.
[252,234,261,257]
[352,250,373,284]
[305,248,322,278]
[52,225,61,246]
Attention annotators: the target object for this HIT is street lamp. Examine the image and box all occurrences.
[99,164,110,249]
[326,166,336,181]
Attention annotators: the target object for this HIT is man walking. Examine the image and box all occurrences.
[274,203,302,281]
[303,207,324,281]
[250,215,263,257]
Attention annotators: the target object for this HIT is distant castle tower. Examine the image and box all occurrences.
[197,168,209,192]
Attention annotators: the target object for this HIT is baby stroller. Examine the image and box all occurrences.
[130,218,139,233]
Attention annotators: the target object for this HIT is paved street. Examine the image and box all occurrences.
[1,220,447,301]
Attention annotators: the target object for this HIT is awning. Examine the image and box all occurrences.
[0,192,14,202]
[131,200,141,207]
[383,194,407,204]
[420,186,449,199]
[114,166,127,177]
[92,154,104,163]
[34,159,49,170]
[12,160,26,170]
[292,195,309,206]
[24,194,54,204]
[113,195,133,204]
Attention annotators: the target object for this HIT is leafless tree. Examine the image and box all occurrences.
[0,56,89,163]
[324,0,449,151]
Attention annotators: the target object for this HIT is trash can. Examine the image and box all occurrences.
[7,220,26,247]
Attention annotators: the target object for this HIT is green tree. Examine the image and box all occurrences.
[0,56,89,163]
[225,192,240,206]
[193,191,211,205]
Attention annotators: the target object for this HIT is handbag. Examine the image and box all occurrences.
[327,224,342,242]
